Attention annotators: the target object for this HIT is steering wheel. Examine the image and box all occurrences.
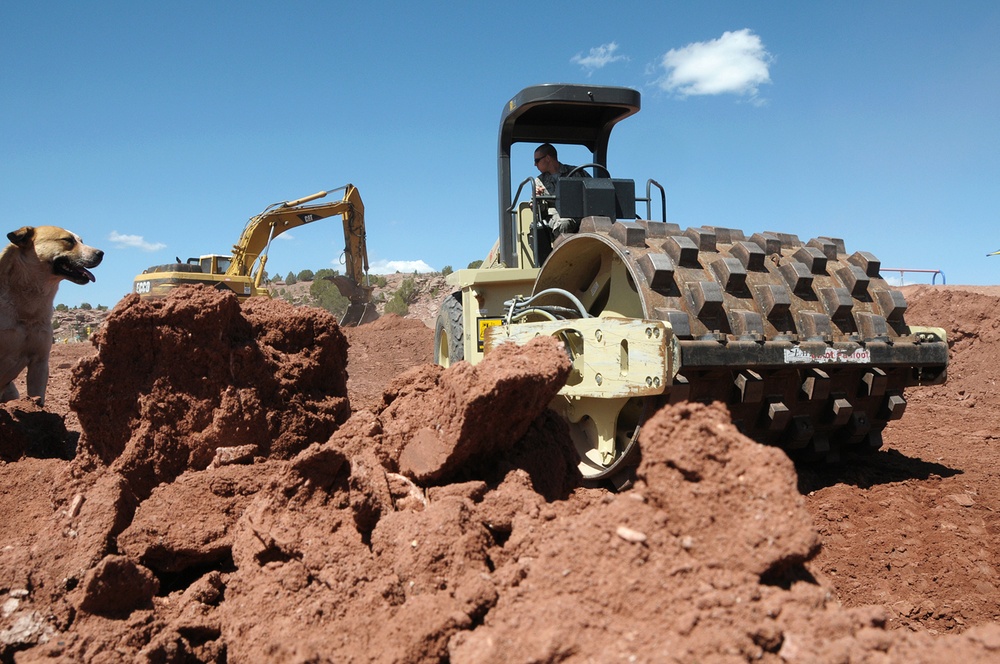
[566,163,611,178]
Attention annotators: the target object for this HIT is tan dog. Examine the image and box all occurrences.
[1,225,103,405]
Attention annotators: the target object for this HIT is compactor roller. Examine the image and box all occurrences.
[438,84,947,485]
[524,219,945,474]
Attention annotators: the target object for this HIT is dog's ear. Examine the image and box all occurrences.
[7,227,35,248]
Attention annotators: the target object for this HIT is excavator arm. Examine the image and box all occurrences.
[227,183,377,325]
[328,184,379,325]
[227,185,356,283]
[332,184,371,293]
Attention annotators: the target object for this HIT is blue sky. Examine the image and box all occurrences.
[2,1,998,308]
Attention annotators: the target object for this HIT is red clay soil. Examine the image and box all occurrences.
[1,284,999,662]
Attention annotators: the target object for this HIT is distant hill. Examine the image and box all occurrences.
[53,272,452,343]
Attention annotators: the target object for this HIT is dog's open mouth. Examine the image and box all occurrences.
[54,256,99,285]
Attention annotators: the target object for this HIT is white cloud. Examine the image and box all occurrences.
[571,42,627,73]
[366,259,436,274]
[108,230,166,252]
[657,29,772,100]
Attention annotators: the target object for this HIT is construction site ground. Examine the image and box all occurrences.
[1,283,999,662]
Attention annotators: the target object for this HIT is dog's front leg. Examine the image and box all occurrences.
[1,382,19,402]
[25,358,49,406]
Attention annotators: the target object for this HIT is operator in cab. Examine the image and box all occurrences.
[533,143,588,237]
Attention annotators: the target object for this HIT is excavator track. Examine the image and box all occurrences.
[530,217,947,475]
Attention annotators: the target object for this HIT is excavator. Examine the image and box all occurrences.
[132,183,378,326]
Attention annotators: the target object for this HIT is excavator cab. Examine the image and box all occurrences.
[193,255,231,275]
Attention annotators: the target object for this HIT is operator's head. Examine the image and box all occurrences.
[534,143,559,174]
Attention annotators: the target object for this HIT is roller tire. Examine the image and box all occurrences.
[435,293,464,367]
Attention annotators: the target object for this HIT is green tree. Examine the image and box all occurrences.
[80,302,92,310]
[297,269,315,282]
[441,265,453,277]
[467,259,483,269]
[55,303,68,312]
[384,276,417,316]
[397,277,418,302]
[285,271,297,285]
[315,268,338,280]
[372,274,387,288]
[384,293,408,316]
[309,277,350,318]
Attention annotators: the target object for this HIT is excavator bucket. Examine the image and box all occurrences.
[328,275,380,327]
[339,301,380,327]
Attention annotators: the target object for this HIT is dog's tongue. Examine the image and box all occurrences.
[81,267,96,283]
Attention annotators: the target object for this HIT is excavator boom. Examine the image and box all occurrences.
[229,184,361,284]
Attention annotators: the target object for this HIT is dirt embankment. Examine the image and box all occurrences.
[1,284,999,662]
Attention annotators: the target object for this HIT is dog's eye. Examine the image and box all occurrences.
[62,236,77,247]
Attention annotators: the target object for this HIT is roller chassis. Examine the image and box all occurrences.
[435,84,947,484]
[442,219,946,481]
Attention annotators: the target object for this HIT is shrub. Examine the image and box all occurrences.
[384,276,418,316]
[467,259,483,269]
[441,265,453,277]
[297,269,315,282]
[384,294,409,316]
[309,276,350,317]
[397,277,418,303]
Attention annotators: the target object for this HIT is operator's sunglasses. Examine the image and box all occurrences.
[534,155,545,164]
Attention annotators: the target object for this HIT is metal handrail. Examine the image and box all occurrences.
[880,267,946,285]
[635,179,666,222]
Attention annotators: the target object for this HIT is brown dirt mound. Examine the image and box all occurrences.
[383,336,571,483]
[341,313,437,414]
[800,285,1000,635]
[71,287,351,499]
[1,284,999,662]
